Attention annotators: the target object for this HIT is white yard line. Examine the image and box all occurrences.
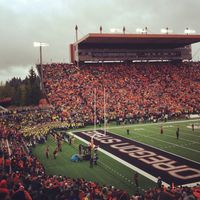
[76,119,200,138]
[108,131,200,164]
[107,119,200,130]
[113,130,200,154]
[181,182,200,187]
[6,139,12,173]
[163,131,200,138]
[140,130,200,145]
[153,126,200,139]
[69,131,200,187]
[143,124,200,140]
[6,139,11,156]
[71,130,200,165]
[177,132,200,138]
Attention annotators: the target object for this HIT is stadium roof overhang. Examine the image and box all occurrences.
[74,33,200,49]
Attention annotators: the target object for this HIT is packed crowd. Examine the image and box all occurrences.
[0,106,67,129]
[43,62,200,124]
[0,125,131,200]
[0,124,199,200]
[0,62,200,199]
[2,62,199,128]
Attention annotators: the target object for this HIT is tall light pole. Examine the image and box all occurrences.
[75,25,78,42]
[123,26,126,34]
[33,42,49,92]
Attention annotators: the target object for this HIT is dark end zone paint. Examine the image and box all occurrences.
[73,130,200,186]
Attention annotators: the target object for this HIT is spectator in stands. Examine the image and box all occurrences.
[0,61,200,200]
[41,62,200,125]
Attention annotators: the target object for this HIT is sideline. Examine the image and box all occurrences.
[71,119,200,154]
[72,119,200,135]
[144,132,200,145]
[106,119,200,132]
[68,131,169,187]
[123,131,200,154]
[104,130,200,164]
[6,139,12,173]
[68,131,200,187]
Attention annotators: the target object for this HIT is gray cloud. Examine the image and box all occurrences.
[0,0,200,81]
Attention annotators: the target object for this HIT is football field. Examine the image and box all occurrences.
[32,119,200,195]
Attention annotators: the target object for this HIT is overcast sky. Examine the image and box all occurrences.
[0,0,200,82]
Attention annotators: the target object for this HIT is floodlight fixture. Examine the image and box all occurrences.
[136,28,143,33]
[184,28,196,34]
[33,41,49,92]
[136,27,147,34]
[110,28,122,33]
[33,42,49,47]
[161,28,173,34]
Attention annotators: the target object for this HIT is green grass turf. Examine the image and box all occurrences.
[32,136,154,195]
[108,121,200,162]
[32,119,200,195]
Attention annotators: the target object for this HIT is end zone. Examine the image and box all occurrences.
[71,130,200,186]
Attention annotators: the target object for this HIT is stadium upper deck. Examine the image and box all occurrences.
[70,33,200,63]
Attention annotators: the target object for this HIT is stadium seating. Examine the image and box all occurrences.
[0,125,131,200]
[43,62,200,124]
[0,62,200,199]
[0,125,199,200]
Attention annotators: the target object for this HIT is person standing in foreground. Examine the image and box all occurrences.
[157,176,162,188]
[53,147,58,159]
[192,124,194,132]
[176,127,179,139]
[45,145,49,159]
[127,129,130,135]
[160,125,163,134]
[134,172,139,188]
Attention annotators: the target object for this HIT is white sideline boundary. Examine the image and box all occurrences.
[145,132,200,145]
[106,119,200,130]
[105,131,200,187]
[6,139,12,173]
[70,130,200,165]
[68,131,169,187]
[124,131,200,154]
[6,139,11,156]
[0,106,8,111]
[74,119,200,153]
[68,131,200,187]
[76,119,200,133]
[102,130,200,165]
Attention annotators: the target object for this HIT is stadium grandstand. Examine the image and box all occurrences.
[40,31,200,125]
[1,30,200,200]
[70,32,200,63]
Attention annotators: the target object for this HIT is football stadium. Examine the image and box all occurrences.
[0,28,200,199]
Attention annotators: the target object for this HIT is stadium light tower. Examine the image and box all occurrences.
[33,42,49,91]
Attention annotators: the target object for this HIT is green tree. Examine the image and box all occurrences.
[26,67,42,105]
[0,66,42,107]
